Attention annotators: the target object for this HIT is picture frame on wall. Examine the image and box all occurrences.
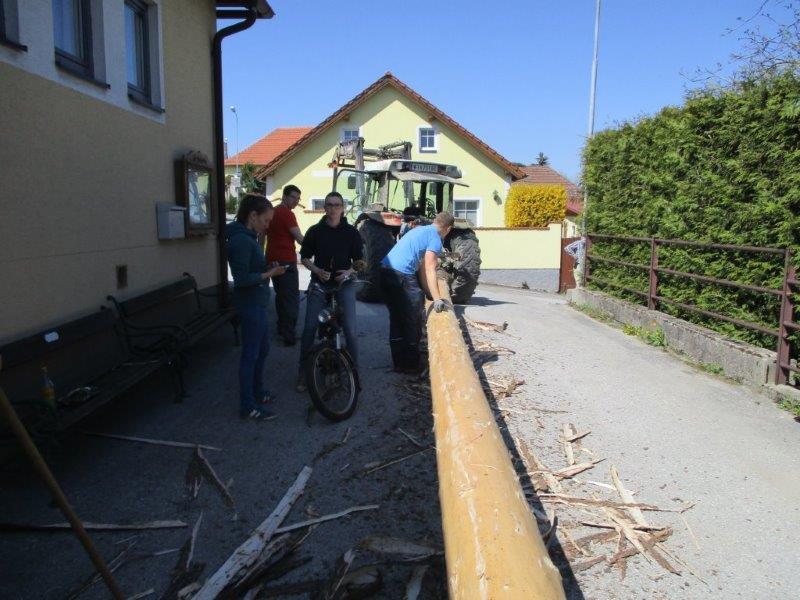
[176,151,214,235]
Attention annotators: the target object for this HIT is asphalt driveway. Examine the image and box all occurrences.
[459,284,800,599]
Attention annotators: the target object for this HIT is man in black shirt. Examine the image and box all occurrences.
[296,191,363,392]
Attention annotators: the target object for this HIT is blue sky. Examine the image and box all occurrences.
[221,1,789,182]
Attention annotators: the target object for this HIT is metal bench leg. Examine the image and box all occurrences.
[169,356,188,403]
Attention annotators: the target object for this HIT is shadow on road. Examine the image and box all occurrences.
[457,316,586,600]
[460,295,516,307]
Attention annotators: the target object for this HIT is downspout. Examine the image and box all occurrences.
[212,8,257,308]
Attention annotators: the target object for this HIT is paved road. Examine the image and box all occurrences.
[460,284,800,599]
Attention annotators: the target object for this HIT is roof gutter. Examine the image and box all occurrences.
[212,1,273,308]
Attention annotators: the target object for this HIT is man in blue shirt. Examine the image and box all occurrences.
[379,212,454,372]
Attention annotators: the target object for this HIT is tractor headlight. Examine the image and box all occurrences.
[318,309,332,324]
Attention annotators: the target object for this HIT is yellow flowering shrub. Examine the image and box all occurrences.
[504,184,566,227]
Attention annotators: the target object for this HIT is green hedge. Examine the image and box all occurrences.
[582,73,800,348]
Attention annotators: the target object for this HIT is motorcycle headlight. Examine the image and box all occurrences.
[318,309,332,324]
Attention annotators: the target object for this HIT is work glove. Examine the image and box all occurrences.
[432,299,450,313]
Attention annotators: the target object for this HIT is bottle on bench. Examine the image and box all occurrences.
[41,366,56,410]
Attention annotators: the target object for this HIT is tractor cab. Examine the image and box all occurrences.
[333,154,468,229]
[329,138,482,304]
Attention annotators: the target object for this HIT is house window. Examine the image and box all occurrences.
[0,0,21,48]
[342,128,360,142]
[53,0,93,77]
[0,2,7,43]
[419,127,436,152]
[125,0,150,104]
[454,199,480,227]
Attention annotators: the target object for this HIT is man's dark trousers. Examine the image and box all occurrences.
[272,263,299,343]
[379,265,424,371]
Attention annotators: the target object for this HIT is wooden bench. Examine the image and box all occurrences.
[0,307,173,438]
[0,273,237,444]
[107,272,238,399]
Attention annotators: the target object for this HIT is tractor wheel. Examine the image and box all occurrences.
[357,218,396,303]
[447,229,481,304]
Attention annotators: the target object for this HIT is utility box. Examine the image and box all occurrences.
[156,203,186,239]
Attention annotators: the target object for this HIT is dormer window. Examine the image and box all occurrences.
[342,127,360,142]
[419,127,436,153]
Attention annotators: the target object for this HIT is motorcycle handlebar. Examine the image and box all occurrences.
[310,275,356,294]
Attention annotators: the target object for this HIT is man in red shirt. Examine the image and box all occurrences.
[266,184,304,345]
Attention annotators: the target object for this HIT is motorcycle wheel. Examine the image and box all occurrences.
[305,344,359,421]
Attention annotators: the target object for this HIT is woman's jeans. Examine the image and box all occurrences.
[237,304,270,412]
[299,280,358,375]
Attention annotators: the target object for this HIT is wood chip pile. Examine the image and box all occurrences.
[456,318,704,586]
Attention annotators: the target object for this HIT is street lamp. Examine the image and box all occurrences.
[580,0,601,288]
[229,105,240,179]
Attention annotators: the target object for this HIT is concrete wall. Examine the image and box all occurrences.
[475,224,561,269]
[0,0,218,342]
[0,0,169,124]
[475,224,562,291]
[567,287,777,386]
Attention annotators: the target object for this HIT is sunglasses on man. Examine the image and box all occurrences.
[325,202,343,208]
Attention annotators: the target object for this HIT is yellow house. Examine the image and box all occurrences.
[0,1,272,343]
[233,73,564,291]
[252,73,524,230]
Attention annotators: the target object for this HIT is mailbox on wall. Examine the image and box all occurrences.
[156,203,186,239]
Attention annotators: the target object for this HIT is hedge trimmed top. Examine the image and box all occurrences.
[583,73,800,247]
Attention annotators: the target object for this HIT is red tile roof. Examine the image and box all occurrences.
[515,165,583,215]
[255,73,526,181]
[224,127,312,167]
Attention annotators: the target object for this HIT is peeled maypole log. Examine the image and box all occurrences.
[426,279,564,599]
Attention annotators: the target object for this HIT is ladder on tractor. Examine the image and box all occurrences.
[330,138,412,170]
[330,138,414,212]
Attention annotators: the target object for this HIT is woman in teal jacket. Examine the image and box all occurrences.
[226,194,286,419]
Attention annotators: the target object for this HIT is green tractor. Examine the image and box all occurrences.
[330,138,481,304]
